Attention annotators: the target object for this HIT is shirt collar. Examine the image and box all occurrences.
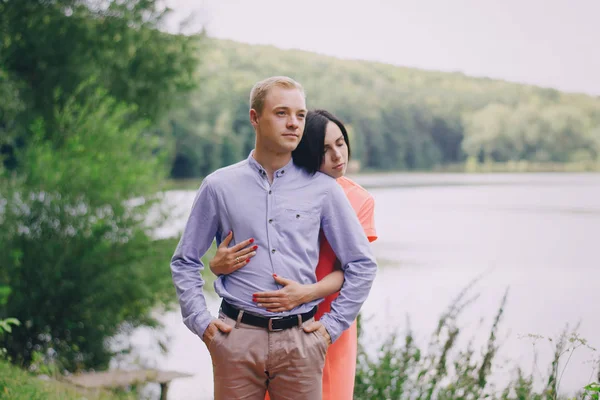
[247,150,298,179]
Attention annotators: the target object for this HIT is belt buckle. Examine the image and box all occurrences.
[268,316,284,332]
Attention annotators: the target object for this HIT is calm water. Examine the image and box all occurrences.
[129,173,600,399]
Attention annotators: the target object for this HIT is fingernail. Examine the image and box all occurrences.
[246,258,250,263]
[250,238,254,243]
[273,274,277,277]
[228,231,232,235]
[252,298,257,302]
[252,245,258,250]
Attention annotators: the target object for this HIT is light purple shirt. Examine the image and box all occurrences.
[170,152,377,342]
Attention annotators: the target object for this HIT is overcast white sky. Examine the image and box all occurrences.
[164,0,599,96]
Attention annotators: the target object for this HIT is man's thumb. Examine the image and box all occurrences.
[302,321,320,333]
[215,319,232,333]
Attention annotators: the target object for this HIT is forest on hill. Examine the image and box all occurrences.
[167,38,600,178]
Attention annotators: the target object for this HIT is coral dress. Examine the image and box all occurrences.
[266,176,378,400]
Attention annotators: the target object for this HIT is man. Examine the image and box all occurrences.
[170,76,377,400]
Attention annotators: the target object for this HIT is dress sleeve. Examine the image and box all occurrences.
[357,195,377,243]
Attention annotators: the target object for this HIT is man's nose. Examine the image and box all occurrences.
[287,115,299,129]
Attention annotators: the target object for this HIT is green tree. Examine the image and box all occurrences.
[169,38,600,176]
[0,0,199,169]
[0,86,171,371]
[0,0,198,125]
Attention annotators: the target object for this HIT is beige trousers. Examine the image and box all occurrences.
[206,311,328,400]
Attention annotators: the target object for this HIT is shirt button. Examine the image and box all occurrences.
[271,249,276,254]
[281,170,285,174]
[268,190,272,194]
[268,219,273,223]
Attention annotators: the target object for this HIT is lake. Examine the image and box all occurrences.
[127,173,600,399]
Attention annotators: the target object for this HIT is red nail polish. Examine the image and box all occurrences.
[273,274,277,277]
[246,258,250,263]
[252,245,258,250]
[250,238,254,243]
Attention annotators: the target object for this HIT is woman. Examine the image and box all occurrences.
[209,109,377,400]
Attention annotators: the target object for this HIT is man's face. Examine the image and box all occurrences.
[251,87,307,154]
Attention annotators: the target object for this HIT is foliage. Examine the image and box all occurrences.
[0,0,200,372]
[0,68,24,140]
[354,286,598,400]
[0,0,200,170]
[0,359,135,400]
[0,86,171,371]
[583,383,600,400]
[0,285,20,360]
[0,0,199,124]
[0,318,20,337]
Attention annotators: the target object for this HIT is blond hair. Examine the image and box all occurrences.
[249,76,305,115]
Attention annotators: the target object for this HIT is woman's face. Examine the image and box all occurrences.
[319,121,349,179]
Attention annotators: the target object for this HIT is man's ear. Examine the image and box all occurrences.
[249,109,259,126]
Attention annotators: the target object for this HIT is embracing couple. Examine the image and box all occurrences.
[171,76,378,400]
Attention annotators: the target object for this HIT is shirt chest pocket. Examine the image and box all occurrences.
[278,208,320,238]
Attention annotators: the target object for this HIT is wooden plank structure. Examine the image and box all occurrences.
[65,369,193,400]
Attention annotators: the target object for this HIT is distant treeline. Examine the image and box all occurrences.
[166,39,600,178]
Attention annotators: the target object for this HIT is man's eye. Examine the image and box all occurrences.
[277,111,286,116]
[298,114,305,119]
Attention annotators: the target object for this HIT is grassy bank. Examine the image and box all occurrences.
[0,360,135,399]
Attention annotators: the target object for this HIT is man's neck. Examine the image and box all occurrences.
[252,147,291,184]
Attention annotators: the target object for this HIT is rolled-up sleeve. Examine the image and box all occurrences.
[170,178,219,338]
[318,183,377,342]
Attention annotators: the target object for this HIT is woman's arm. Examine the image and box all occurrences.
[253,267,344,313]
[305,264,344,302]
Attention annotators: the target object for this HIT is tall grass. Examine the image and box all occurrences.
[355,284,599,400]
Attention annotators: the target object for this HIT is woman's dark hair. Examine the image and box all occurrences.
[293,109,351,175]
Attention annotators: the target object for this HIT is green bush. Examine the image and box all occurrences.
[0,85,173,371]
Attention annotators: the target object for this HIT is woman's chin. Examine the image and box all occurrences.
[324,170,344,179]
